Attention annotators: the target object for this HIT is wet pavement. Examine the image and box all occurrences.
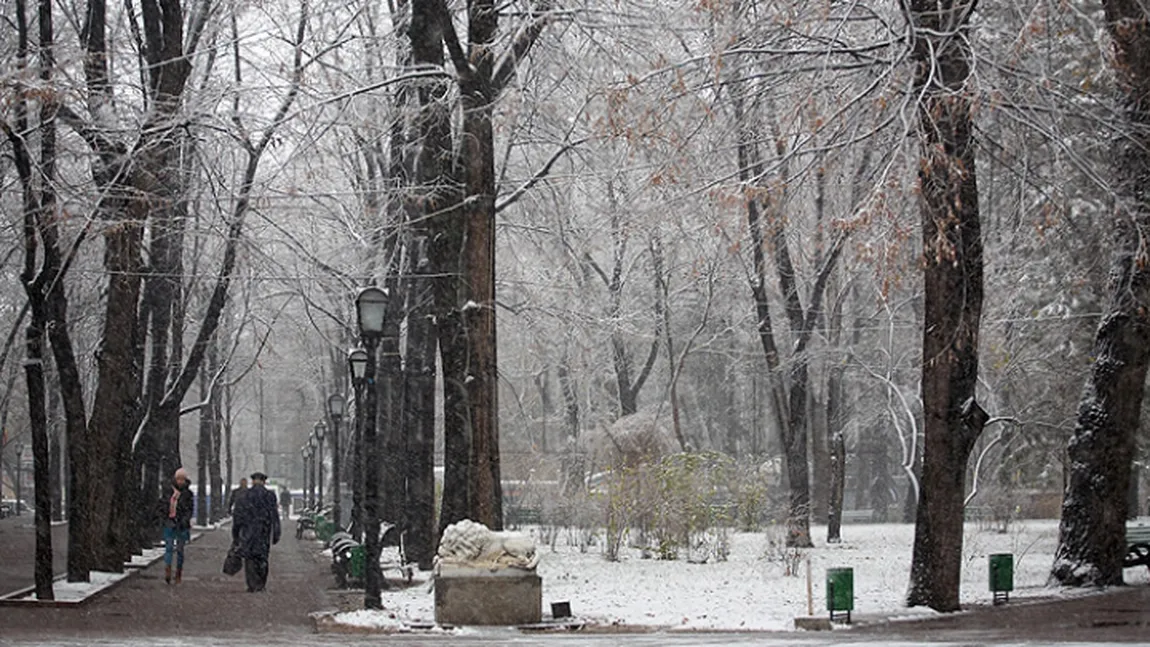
[1,518,331,641]
[0,515,68,595]
[1,515,1148,645]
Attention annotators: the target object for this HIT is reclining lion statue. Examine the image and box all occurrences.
[435,519,540,572]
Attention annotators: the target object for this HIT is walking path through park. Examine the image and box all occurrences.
[0,519,333,640]
[853,583,1150,643]
[3,512,1149,643]
[0,514,68,596]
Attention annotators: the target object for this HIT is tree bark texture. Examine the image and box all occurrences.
[904,0,987,612]
[460,0,503,530]
[196,361,210,527]
[425,0,550,531]
[826,361,846,544]
[736,94,814,548]
[1051,0,1150,588]
[25,323,55,600]
[410,0,464,539]
[379,315,405,526]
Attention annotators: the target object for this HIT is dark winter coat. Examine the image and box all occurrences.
[165,481,194,532]
[227,487,248,516]
[232,484,281,558]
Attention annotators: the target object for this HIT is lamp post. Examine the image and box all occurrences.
[308,438,317,509]
[356,286,388,610]
[347,348,367,541]
[300,445,310,511]
[314,421,326,510]
[327,393,345,528]
[14,441,24,516]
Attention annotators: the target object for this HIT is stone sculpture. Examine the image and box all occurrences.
[435,519,540,572]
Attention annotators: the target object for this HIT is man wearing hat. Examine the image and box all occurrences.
[231,471,281,592]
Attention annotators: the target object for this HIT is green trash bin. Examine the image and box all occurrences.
[826,567,854,623]
[348,544,365,580]
[315,516,334,542]
[989,553,1013,605]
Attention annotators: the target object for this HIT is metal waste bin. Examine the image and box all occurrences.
[826,567,854,623]
[344,544,364,580]
[315,516,335,542]
[989,553,1013,605]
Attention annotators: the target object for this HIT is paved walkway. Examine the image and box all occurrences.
[4,514,1149,643]
[1,521,333,640]
[854,584,1150,643]
[0,515,68,596]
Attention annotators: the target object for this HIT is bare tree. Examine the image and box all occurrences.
[1052,0,1150,588]
[904,0,988,612]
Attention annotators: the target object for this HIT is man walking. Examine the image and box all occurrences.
[232,472,281,592]
[227,478,248,517]
[279,486,292,519]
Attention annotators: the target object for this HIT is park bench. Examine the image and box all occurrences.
[295,506,334,540]
[505,505,542,527]
[840,509,874,524]
[329,523,412,588]
[1124,522,1150,573]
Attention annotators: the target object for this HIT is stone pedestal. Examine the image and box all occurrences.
[434,567,542,626]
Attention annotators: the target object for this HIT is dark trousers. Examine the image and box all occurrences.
[244,554,269,592]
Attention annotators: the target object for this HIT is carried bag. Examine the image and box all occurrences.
[222,545,243,576]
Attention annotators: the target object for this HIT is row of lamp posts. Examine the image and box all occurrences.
[298,287,387,610]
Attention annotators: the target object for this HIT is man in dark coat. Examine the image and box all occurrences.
[232,472,281,592]
[279,487,292,519]
[227,478,248,516]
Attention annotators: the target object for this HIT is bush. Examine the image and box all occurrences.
[592,451,760,563]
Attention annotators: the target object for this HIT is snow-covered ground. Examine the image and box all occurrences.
[125,546,167,569]
[4,571,133,604]
[336,519,1149,632]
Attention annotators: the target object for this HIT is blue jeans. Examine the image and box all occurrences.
[164,526,190,568]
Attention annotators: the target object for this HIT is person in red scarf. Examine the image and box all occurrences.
[164,467,194,584]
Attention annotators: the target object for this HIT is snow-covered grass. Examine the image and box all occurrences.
[331,609,409,630]
[332,518,1149,632]
[1,570,134,604]
[50,571,131,602]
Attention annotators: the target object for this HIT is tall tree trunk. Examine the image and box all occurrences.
[26,321,55,600]
[556,352,583,495]
[8,0,88,580]
[379,311,405,526]
[460,0,503,530]
[403,284,436,568]
[735,91,810,548]
[904,0,986,612]
[1052,0,1150,588]
[47,363,63,522]
[437,309,472,533]
[224,381,234,515]
[826,292,846,543]
[400,137,437,570]
[196,361,210,527]
[208,342,223,523]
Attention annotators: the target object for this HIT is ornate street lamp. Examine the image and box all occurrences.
[300,445,310,510]
[314,420,326,510]
[347,348,368,540]
[355,286,387,610]
[308,436,318,509]
[327,393,345,528]
[14,441,25,516]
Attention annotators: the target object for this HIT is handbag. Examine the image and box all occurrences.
[223,545,243,576]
